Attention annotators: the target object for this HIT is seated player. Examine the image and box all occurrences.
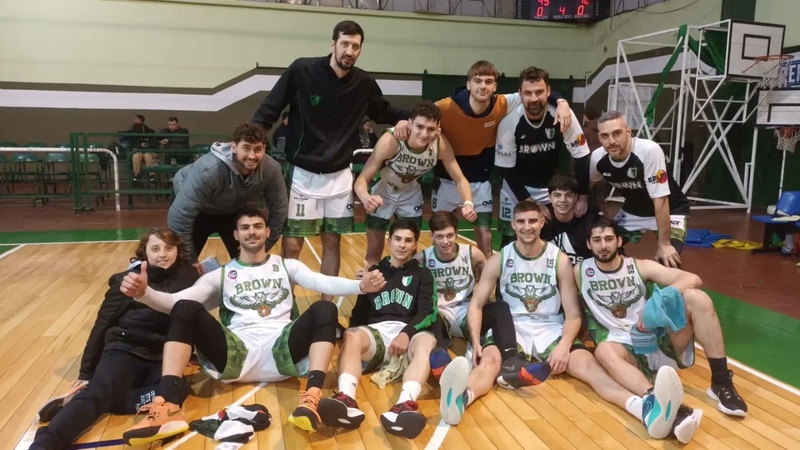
[579,216,747,438]
[495,66,591,248]
[591,111,691,268]
[438,202,692,443]
[414,211,534,381]
[118,207,387,444]
[356,101,477,266]
[317,220,437,439]
[30,228,199,450]
[540,173,598,264]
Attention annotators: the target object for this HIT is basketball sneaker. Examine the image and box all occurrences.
[641,366,684,439]
[288,387,323,432]
[672,404,703,444]
[429,346,452,380]
[37,381,88,423]
[439,356,470,425]
[122,396,189,446]
[380,400,427,439]
[317,392,365,429]
[707,370,748,416]
[496,355,552,389]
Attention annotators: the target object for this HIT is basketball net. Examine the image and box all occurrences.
[775,127,800,154]
[755,54,794,89]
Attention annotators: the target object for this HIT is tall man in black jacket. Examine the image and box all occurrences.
[252,20,411,299]
[317,220,438,440]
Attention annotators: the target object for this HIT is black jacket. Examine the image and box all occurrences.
[78,261,199,380]
[349,258,437,338]
[252,56,410,174]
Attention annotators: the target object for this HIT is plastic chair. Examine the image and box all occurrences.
[751,190,800,254]
[42,153,72,194]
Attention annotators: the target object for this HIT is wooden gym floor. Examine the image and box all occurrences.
[2,234,800,450]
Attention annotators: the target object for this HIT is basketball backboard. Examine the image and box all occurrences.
[727,20,786,79]
[756,89,800,127]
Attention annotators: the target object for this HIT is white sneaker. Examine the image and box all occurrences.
[641,366,684,439]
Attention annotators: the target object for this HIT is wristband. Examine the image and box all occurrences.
[463,200,474,208]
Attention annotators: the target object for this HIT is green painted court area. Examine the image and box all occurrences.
[1,226,798,388]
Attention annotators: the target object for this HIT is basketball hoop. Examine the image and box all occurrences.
[775,127,800,153]
[754,55,794,89]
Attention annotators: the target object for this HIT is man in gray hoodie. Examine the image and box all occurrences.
[168,123,288,265]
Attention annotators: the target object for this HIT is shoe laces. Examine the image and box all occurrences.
[392,400,419,412]
[135,401,164,421]
[334,392,358,407]
[718,384,743,402]
[299,390,321,409]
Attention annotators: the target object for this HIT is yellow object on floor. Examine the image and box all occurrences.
[711,239,763,250]
[370,354,409,389]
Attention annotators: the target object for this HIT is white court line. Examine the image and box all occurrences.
[0,244,26,260]
[457,232,800,397]
[303,237,348,309]
[425,420,451,450]
[164,382,266,450]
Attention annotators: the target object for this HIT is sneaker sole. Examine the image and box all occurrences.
[674,409,703,444]
[439,356,470,426]
[288,413,319,432]
[124,421,189,446]
[37,398,67,423]
[380,412,427,439]
[317,398,365,430]
[645,366,683,440]
[706,388,747,417]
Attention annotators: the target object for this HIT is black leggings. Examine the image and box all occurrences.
[191,211,240,261]
[167,300,339,373]
[431,301,517,354]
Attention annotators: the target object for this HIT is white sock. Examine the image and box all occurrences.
[626,395,643,419]
[338,373,359,399]
[397,381,422,404]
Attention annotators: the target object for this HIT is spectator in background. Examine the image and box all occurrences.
[353,117,378,165]
[124,116,157,182]
[582,106,602,151]
[158,117,191,164]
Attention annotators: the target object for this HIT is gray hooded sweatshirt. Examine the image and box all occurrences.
[168,142,287,261]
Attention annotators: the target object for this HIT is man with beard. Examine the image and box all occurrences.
[252,20,411,299]
[495,66,591,249]
[591,111,691,268]
[437,202,692,445]
[431,60,573,258]
[356,101,477,266]
[168,123,287,267]
[578,216,748,443]
[118,207,388,444]
[540,173,597,265]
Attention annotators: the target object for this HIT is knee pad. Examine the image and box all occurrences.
[309,300,339,327]
[170,299,205,321]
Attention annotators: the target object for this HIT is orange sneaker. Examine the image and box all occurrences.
[288,387,323,432]
[122,396,189,446]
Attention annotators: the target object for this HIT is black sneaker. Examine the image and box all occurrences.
[672,404,703,444]
[380,400,427,439]
[496,355,551,389]
[317,392,365,430]
[707,370,748,416]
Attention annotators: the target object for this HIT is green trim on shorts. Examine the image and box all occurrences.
[440,312,470,346]
[323,216,354,234]
[499,219,515,237]
[618,218,689,245]
[366,214,422,232]
[361,326,387,373]
[475,212,493,228]
[199,327,249,381]
[285,218,324,237]
[272,320,306,378]
[623,336,691,381]
[538,336,585,361]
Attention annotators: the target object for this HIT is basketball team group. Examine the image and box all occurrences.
[29,19,750,450]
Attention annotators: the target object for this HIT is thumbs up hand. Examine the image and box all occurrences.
[121,261,149,299]
[358,260,386,293]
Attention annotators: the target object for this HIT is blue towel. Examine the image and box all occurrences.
[630,285,687,355]
[684,228,733,248]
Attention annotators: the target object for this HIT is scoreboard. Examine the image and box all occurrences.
[515,0,611,22]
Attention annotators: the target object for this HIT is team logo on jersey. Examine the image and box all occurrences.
[484,121,496,128]
[627,264,635,275]
[436,274,474,302]
[272,264,280,272]
[627,167,638,179]
[504,284,557,313]
[546,128,556,139]
[506,259,514,268]
[228,270,238,280]
[585,267,595,277]
[230,288,290,318]
[647,169,668,184]
[310,94,321,106]
[402,275,413,286]
[428,259,436,268]
[588,287,642,318]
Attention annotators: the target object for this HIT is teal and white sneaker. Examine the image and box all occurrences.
[641,366,684,439]
[439,356,470,425]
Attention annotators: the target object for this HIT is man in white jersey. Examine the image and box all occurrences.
[356,101,477,266]
[438,202,692,443]
[495,66,591,249]
[579,216,747,442]
[118,207,387,444]
[591,111,691,268]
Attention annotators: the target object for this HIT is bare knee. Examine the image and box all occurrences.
[682,288,715,317]
[342,327,364,349]
[321,233,341,253]
[567,349,601,380]
[282,236,303,258]
[594,342,628,368]
[479,346,502,371]
[411,333,437,356]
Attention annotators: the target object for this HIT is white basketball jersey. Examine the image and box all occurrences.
[220,255,295,331]
[381,129,438,192]
[498,241,562,317]
[578,256,648,345]
[423,244,475,322]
